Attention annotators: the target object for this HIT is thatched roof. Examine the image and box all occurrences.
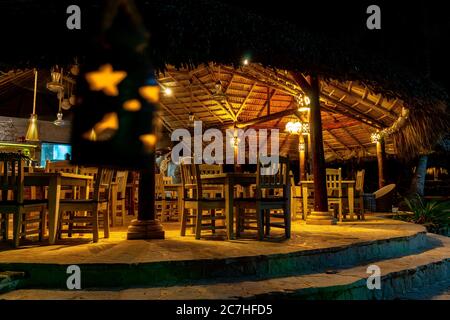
[0,0,449,159]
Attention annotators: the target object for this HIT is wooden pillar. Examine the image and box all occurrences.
[299,135,306,181]
[376,138,386,189]
[306,75,336,225]
[127,140,165,239]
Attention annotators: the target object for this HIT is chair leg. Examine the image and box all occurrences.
[180,207,188,236]
[236,206,242,238]
[256,204,264,240]
[39,206,46,242]
[264,209,270,237]
[211,209,216,234]
[103,204,110,239]
[92,207,99,243]
[13,211,22,248]
[284,206,291,239]
[339,201,343,222]
[195,208,202,240]
[1,213,8,240]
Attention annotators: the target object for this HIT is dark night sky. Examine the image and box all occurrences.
[0,0,449,93]
[219,0,450,92]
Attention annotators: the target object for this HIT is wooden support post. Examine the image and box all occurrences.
[376,138,386,189]
[299,135,306,181]
[305,75,336,225]
[127,148,165,239]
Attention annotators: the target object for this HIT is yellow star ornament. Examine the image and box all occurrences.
[85,64,127,96]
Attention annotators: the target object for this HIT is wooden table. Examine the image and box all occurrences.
[300,180,355,219]
[24,172,94,244]
[201,173,256,239]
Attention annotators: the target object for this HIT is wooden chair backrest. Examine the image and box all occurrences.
[180,157,202,200]
[79,167,99,191]
[155,173,164,199]
[163,176,173,185]
[199,164,222,175]
[114,170,128,199]
[326,168,342,197]
[256,156,290,198]
[45,160,78,174]
[0,155,24,203]
[93,168,114,201]
[355,169,365,193]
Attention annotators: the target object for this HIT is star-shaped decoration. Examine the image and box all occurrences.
[85,64,127,96]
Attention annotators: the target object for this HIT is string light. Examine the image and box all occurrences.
[164,87,173,96]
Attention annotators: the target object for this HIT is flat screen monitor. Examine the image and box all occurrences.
[40,142,72,167]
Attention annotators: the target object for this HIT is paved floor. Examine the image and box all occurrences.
[0,217,424,265]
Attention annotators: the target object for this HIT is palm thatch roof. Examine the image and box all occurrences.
[0,0,448,159]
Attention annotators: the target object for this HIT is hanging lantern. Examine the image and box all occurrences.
[25,69,39,142]
[46,66,64,93]
[371,132,381,143]
[285,121,303,134]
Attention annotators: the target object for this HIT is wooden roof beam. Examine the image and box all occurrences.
[164,72,225,124]
[235,82,257,119]
[320,95,385,128]
[325,129,352,152]
[233,107,297,129]
[191,74,237,122]
[325,83,398,120]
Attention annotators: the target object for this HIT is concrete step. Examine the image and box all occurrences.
[1,234,448,300]
[0,230,431,289]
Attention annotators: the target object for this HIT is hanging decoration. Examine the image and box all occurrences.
[70,0,161,170]
[371,107,410,143]
[25,69,39,142]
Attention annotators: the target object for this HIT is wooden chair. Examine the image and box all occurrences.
[355,169,365,220]
[78,167,99,197]
[326,168,344,222]
[289,171,303,220]
[125,171,139,217]
[0,155,47,247]
[155,173,176,222]
[162,176,179,221]
[179,158,227,239]
[110,170,128,226]
[45,160,79,199]
[199,164,224,198]
[235,156,291,240]
[57,168,114,243]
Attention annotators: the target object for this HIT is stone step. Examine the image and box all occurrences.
[0,230,431,289]
[1,234,448,300]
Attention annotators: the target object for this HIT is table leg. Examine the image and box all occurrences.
[225,177,234,240]
[348,185,354,220]
[47,176,61,245]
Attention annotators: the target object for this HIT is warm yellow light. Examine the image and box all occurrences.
[164,87,173,96]
[123,99,142,112]
[25,114,39,142]
[230,135,240,147]
[82,112,119,142]
[139,85,160,103]
[243,58,249,66]
[298,143,306,152]
[140,134,157,152]
[371,132,381,143]
[285,121,302,134]
[85,64,127,96]
[298,106,310,112]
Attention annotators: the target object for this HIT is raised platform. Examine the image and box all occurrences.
[0,217,449,299]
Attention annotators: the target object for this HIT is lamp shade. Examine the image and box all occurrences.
[25,114,39,141]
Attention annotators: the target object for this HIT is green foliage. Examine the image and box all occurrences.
[402,194,450,234]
